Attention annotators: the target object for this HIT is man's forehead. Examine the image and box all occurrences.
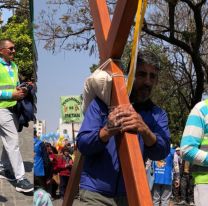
[5,41,14,46]
[136,63,158,72]
[0,41,14,48]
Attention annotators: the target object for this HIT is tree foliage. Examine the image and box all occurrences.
[0,0,34,81]
[143,0,208,109]
[36,0,95,53]
[0,0,27,9]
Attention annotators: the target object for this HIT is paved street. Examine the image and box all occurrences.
[0,123,33,206]
[53,198,63,206]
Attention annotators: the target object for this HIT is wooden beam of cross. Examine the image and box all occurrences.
[63,1,153,205]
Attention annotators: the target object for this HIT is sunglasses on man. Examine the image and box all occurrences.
[0,47,15,51]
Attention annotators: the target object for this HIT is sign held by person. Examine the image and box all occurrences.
[60,96,83,123]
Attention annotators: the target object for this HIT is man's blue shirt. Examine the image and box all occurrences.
[77,97,170,196]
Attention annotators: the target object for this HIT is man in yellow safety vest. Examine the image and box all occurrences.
[0,39,33,193]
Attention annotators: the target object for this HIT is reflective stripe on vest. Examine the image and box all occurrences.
[0,85,15,90]
[0,62,18,108]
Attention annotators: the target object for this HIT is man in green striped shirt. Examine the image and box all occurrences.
[180,99,208,206]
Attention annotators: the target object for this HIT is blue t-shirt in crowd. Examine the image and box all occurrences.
[34,137,45,177]
[153,148,175,185]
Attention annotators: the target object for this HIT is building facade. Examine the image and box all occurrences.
[34,120,46,137]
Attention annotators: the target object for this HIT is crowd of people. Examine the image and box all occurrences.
[34,130,74,205]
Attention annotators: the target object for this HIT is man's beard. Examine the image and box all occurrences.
[130,86,151,104]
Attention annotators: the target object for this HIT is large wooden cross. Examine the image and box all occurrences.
[63,1,153,205]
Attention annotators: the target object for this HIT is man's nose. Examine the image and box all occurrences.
[144,75,152,86]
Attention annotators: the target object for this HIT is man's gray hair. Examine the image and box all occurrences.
[137,50,161,70]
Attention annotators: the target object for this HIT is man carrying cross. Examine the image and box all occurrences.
[72,50,170,206]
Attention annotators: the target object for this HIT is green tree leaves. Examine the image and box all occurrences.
[0,1,34,81]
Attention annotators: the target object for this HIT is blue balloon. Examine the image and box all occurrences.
[53,133,59,139]
[48,132,53,137]
[41,134,46,139]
